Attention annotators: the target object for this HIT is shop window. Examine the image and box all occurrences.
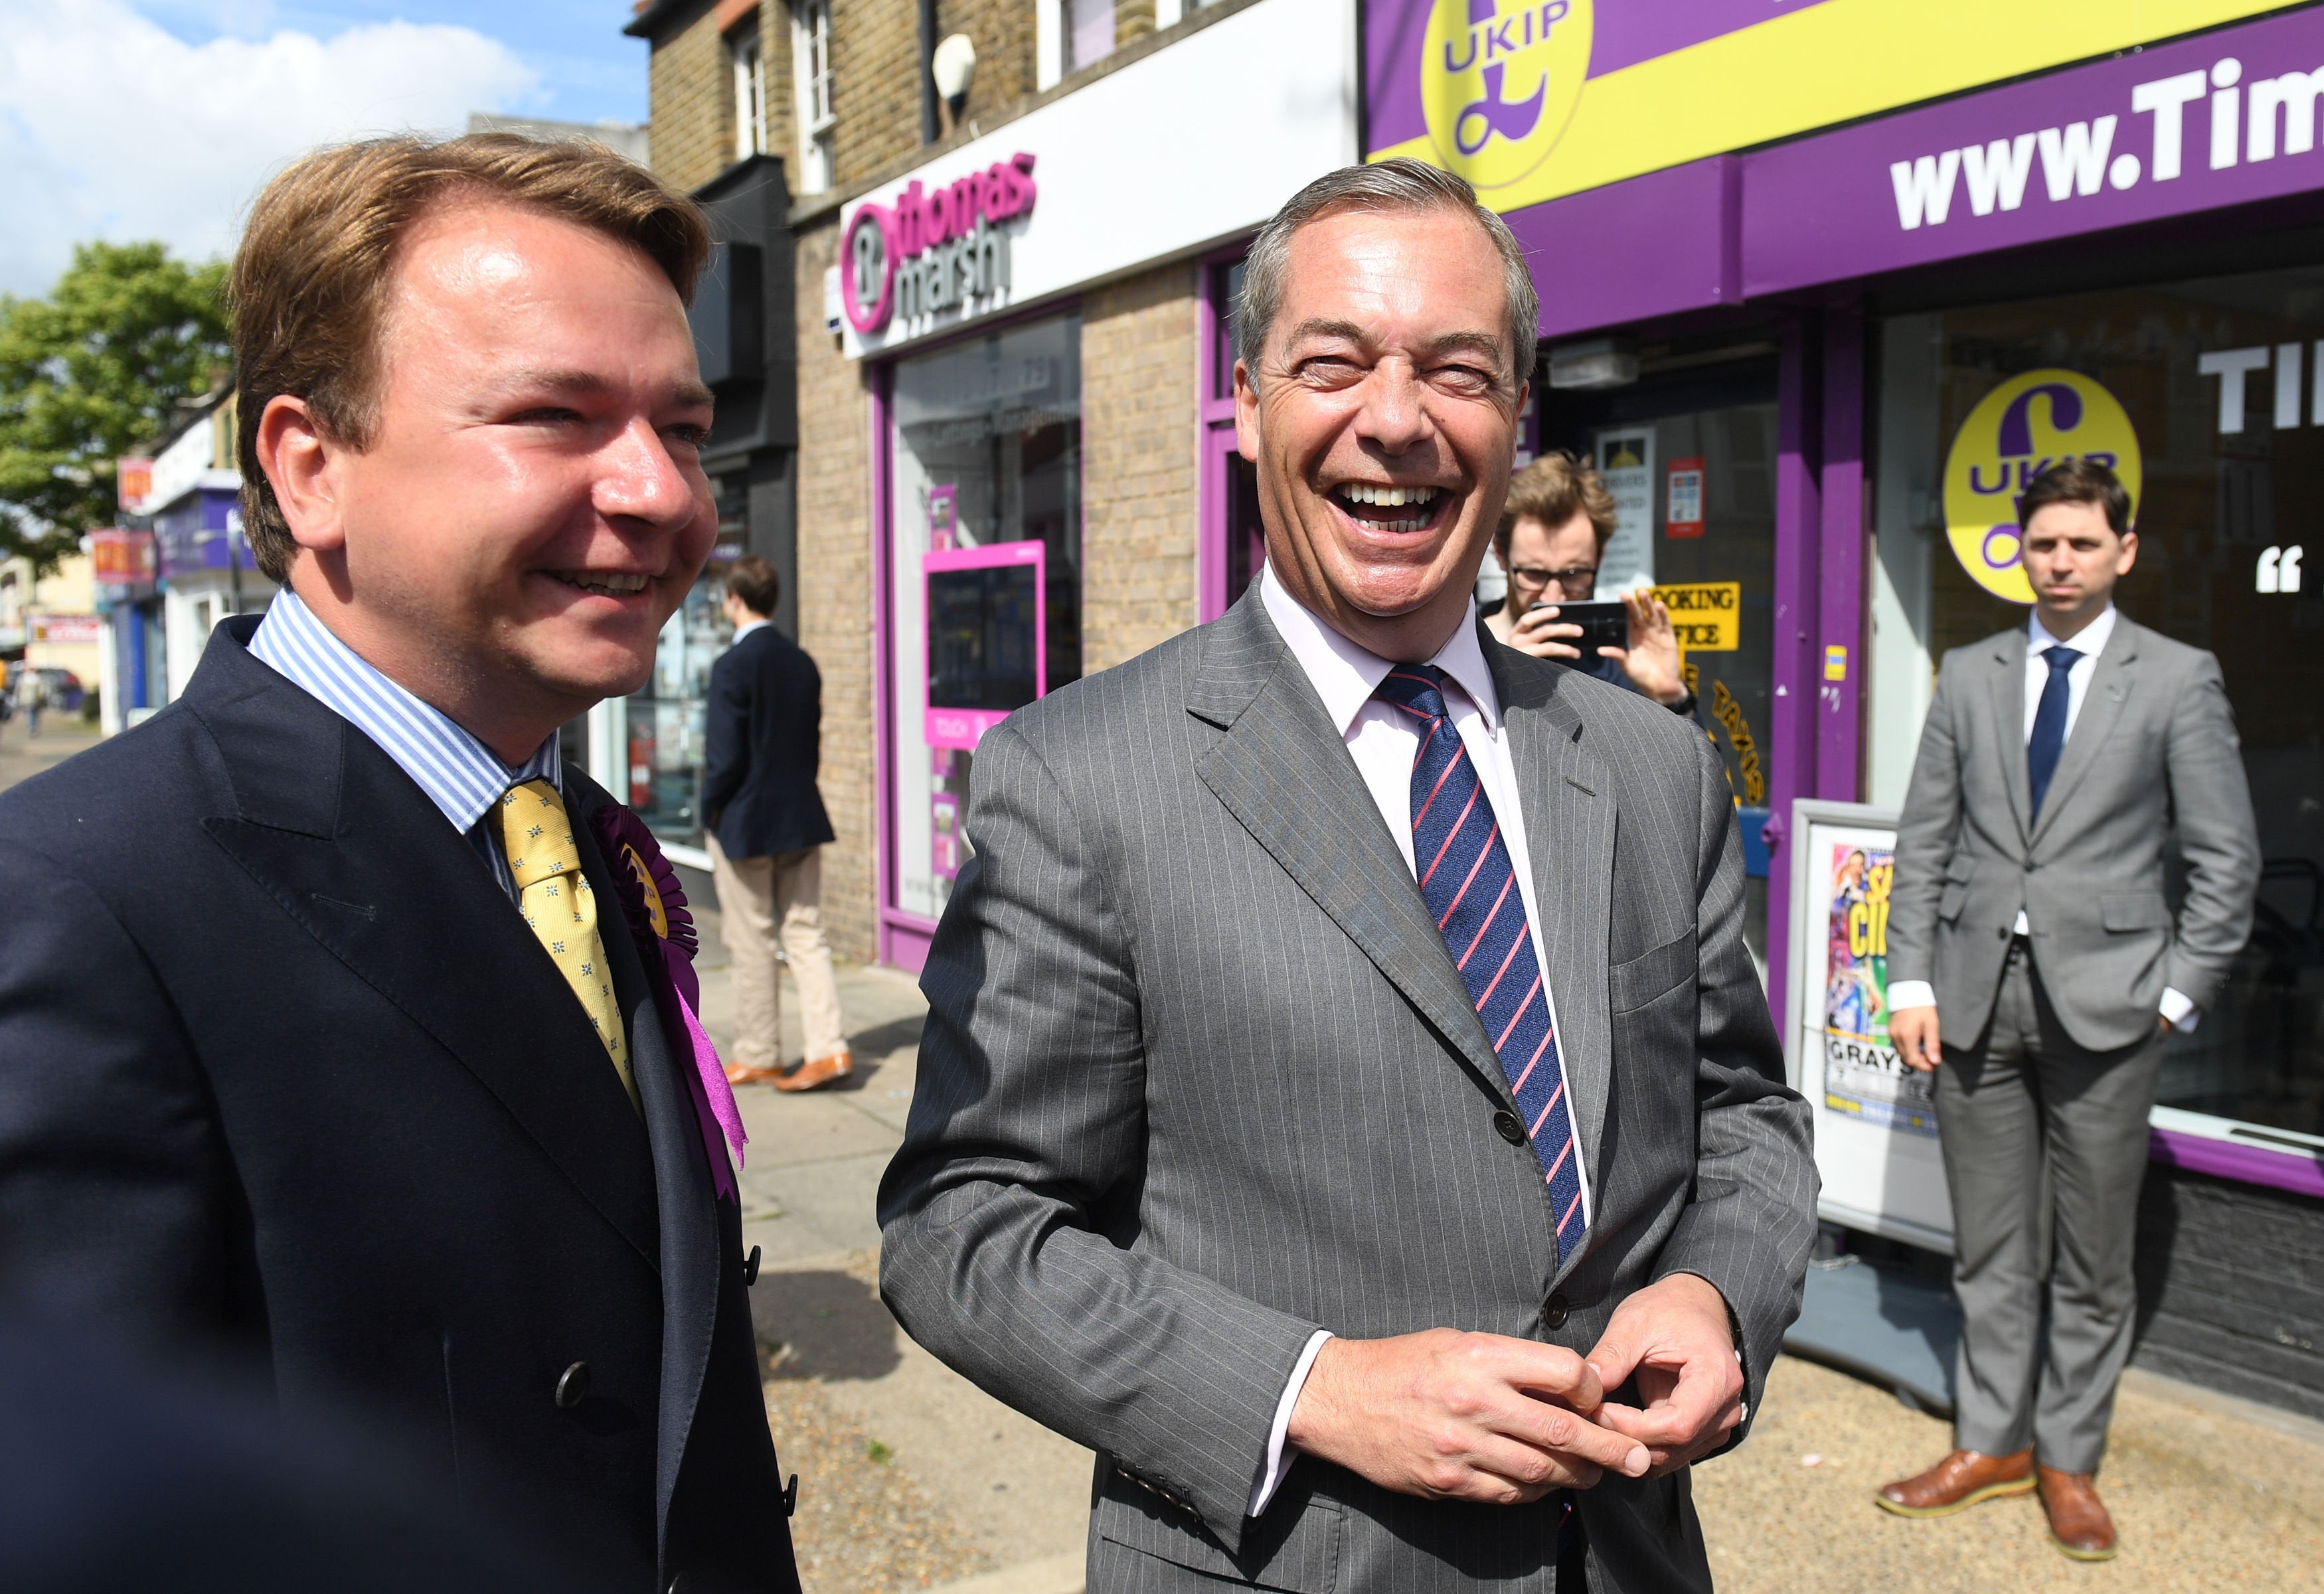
[887,314,1083,924]
[1871,270,2324,1147]
[791,0,834,195]
[623,479,747,851]
[1546,360,1782,967]
[732,27,768,161]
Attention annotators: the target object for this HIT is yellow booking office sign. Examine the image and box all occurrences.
[1420,0,1592,197]
[1941,369,2140,606]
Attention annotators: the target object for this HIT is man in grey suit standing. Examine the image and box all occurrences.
[878,160,1816,1593]
[1878,457,2259,1560]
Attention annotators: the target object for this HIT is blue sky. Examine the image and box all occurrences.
[1,0,658,295]
[132,0,651,125]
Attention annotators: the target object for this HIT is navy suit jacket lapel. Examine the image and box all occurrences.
[566,775,724,1551]
[192,621,661,1267]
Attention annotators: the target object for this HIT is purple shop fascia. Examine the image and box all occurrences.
[1432,7,2324,1214]
[843,152,1038,334]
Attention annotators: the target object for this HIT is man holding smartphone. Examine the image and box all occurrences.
[1484,451,1695,714]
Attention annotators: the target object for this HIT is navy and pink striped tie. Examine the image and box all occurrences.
[1375,666,1588,1261]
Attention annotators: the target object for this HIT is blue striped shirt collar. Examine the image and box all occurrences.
[248,590,560,835]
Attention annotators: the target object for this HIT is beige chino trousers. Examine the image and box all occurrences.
[708,836,847,1072]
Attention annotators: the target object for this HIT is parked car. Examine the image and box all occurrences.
[30,668,84,712]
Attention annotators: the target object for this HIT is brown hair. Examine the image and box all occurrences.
[2017,455,2133,536]
[1497,450,1618,564]
[725,555,781,617]
[231,133,712,580]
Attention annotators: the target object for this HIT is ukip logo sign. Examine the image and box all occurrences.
[1941,368,2142,605]
[844,152,1038,336]
[1420,0,1590,197]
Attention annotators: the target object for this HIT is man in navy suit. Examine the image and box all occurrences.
[0,135,798,1592]
[702,556,847,1093]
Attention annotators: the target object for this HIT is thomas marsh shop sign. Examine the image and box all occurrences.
[843,153,1037,345]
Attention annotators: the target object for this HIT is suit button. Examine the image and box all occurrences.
[555,1362,590,1409]
[1493,1110,1528,1146]
[743,1245,762,1287]
[1542,1293,1570,1330]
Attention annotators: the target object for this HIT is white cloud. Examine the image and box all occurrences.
[0,0,538,295]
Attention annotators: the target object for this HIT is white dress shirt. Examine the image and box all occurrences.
[1888,604,2196,1030]
[1245,567,1592,1514]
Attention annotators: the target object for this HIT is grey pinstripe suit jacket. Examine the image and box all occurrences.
[877,590,1817,1593]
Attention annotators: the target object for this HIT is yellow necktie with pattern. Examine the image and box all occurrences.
[497,779,639,1113]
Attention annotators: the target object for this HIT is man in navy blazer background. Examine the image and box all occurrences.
[703,556,847,1092]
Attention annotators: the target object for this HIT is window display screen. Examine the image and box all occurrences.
[928,562,1040,712]
[1872,269,2324,1147]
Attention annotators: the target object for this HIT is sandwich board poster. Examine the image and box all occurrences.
[1784,799,1954,1253]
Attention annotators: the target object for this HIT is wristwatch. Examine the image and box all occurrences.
[1665,686,1699,717]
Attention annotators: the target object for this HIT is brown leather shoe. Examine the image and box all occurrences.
[772,1050,853,1093]
[724,1061,785,1086]
[1874,1449,2036,1517]
[2037,1466,2117,1560]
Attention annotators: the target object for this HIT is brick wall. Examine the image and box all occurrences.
[645,1,738,194]
[643,0,797,197]
[1079,263,1201,674]
[792,216,880,963]
[827,0,925,187]
[2133,1165,2324,1421]
[934,0,1038,137]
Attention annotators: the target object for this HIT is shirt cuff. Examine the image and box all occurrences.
[1247,1329,1333,1517]
[2161,987,2200,1032]
[1887,981,1938,1014]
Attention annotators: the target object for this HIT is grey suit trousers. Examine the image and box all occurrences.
[1937,939,2162,1473]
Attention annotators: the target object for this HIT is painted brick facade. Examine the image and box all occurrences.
[1080,264,1201,674]
[791,215,881,961]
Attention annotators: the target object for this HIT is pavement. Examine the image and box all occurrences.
[7,734,2320,1591]
[0,718,102,797]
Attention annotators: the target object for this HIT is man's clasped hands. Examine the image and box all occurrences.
[1287,1271,1744,1502]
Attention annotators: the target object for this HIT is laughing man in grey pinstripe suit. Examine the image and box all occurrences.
[878,161,1819,1593]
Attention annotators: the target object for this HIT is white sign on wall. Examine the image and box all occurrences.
[840,0,1359,359]
[1593,428,1655,595]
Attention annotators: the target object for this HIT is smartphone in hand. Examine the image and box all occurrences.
[1528,599,1628,655]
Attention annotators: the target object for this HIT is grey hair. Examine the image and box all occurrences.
[1234,158,1540,390]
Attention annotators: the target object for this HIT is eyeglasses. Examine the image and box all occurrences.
[1507,564,1598,599]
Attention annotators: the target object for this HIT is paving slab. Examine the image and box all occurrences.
[1694,1353,2324,1593]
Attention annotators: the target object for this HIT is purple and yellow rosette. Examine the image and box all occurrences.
[590,803,747,1200]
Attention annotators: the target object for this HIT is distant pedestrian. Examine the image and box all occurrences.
[703,556,849,1092]
[1878,456,2260,1561]
[16,670,44,737]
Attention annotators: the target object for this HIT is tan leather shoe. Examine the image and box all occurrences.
[1873,1448,2035,1517]
[2037,1466,2117,1560]
[724,1061,786,1086]
[772,1050,853,1093]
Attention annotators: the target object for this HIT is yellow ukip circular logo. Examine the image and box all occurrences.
[1941,370,2141,605]
[1420,0,1592,196]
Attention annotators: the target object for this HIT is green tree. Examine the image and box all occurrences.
[0,242,231,572]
